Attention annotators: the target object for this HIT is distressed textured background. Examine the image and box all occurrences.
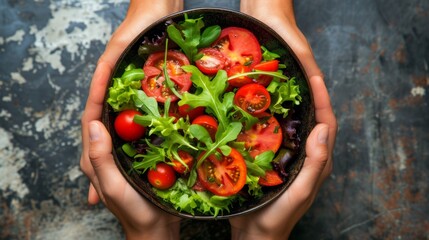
[0,0,428,239]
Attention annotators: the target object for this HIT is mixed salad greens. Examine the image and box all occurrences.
[107,14,303,217]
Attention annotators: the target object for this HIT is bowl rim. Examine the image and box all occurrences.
[102,7,315,220]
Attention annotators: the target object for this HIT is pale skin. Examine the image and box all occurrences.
[79,0,337,239]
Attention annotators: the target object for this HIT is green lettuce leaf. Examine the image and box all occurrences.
[107,64,144,112]
[154,178,238,217]
[267,77,302,118]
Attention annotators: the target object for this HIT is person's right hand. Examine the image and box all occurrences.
[229,1,338,239]
[80,1,183,239]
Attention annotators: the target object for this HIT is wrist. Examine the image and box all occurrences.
[124,220,180,240]
[128,0,183,19]
[231,228,291,240]
[240,0,296,25]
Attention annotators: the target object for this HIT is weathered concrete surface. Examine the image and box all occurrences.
[0,0,427,239]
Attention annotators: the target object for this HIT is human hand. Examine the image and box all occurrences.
[85,120,180,239]
[230,1,338,239]
[80,1,183,239]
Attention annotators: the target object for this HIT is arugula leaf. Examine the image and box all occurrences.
[267,77,302,118]
[199,25,221,48]
[133,141,166,172]
[230,105,259,130]
[261,46,281,61]
[179,66,232,129]
[107,64,144,111]
[190,122,242,167]
[245,151,275,177]
[130,91,197,173]
[133,90,160,117]
[167,14,220,62]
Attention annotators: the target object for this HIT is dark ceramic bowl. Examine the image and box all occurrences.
[102,8,315,220]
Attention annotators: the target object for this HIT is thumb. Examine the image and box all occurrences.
[88,120,113,170]
[301,123,330,186]
[287,123,329,207]
[88,120,120,203]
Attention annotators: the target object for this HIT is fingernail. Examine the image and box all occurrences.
[89,121,100,142]
[318,125,328,144]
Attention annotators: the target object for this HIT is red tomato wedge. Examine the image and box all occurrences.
[227,64,253,87]
[195,48,227,75]
[237,114,282,158]
[142,50,192,103]
[114,109,146,141]
[258,170,284,186]
[178,104,205,121]
[253,60,279,86]
[234,83,271,115]
[192,115,218,140]
[171,150,194,174]
[212,27,262,69]
[197,148,247,196]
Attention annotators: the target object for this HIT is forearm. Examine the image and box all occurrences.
[231,228,291,240]
[240,0,295,24]
[240,0,321,78]
[127,0,184,20]
[124,220,181,240]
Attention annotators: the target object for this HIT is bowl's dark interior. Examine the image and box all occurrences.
[102,8,315,220]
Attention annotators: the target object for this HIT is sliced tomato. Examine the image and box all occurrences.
[192,178,206,192]
[142,50,192,103]
[258,170,284,186]
[253,60,279,86]
[147,163,177,190]
[212,27,262,69]
[178,104,205,121]
[237,114,282,158]
[195,48,227,75]
[234,83,271,115]
[114,109,146,141]
[227,64,253,87]
[171,150,194,174]
[192,115,218,140]
[197,148,247,196]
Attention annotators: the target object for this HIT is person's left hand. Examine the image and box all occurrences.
[79,1,184,239]
[85,120,180,239]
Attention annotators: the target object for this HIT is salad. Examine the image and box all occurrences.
[106,14,303,217]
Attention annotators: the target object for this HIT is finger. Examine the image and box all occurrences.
[309,75,338,171]
[286,123,329,208]
[88,120,127,199]
[80,62,113,178]
[88,183,101,205]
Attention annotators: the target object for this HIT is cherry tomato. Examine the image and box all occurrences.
[197,148,247,196]
[258,170,284,186]
[178,104,205,121]
[237,114,282,158]
[212,27,262,68]
[234,83,271,115]
[147,163,176,190]
[253,60,279,86]
[195,48,227,75]
[171,150,194,174]
[114,109,146,141]
[142,50,192,103]
[227,64,253,87]
[192,115,218,140]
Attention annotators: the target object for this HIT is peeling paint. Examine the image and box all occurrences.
[0,128,29,199]
[411,86,425,97]
[29,2,115,74]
